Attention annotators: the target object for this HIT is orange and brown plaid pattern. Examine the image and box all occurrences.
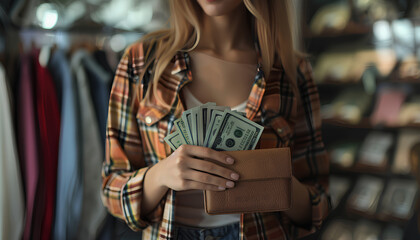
[101,41,331,240]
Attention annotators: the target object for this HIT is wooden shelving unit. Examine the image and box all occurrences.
[302,0,420,239]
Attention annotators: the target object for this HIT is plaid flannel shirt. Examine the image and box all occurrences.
[101,41,330,239]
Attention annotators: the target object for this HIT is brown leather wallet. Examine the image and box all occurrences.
[203,148,292,215]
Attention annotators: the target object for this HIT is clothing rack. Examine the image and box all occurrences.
[0,25,125,240]
[17,28,143,53]
[0,24,144,86]
[0,1,171,239]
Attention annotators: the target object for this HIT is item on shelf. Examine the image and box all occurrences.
[321,86,372,124]
[379,179,418,220]
[309,3,351,35]
[392,129,420,174]
[393,19,417,49]
[353,49,397,77]
[354,0,376,13]
[370,87,407,126]
[382,225,404,240]
[354,0,398,23]
[399,55,420,81]
[397,99,420,126]
[347,176,384,215]
[357,131,393,170]
[321,219,353,240]
[313,48,397,83]
[353,220,381,240]
[329,142,359,168]
[313,52,357,83]
[329,176,351,209]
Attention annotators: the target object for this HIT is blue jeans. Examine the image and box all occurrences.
[173,222,240,240]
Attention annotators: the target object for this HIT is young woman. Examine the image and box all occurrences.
[102,0,330,239]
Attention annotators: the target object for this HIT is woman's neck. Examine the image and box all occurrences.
[197,4,254,54]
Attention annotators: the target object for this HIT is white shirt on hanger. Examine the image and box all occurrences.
[0,63,25,240]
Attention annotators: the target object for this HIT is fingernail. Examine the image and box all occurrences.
[226,157,234,164]
[226,181,235,188]
[218,186,226,190]
[231,173,239,180]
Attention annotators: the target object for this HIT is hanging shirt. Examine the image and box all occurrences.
[16,54,39,240]
[0,63,25,240]
[33,49,61,240]
[81,52,112,150]
[102,42,331,240]
[72,50,107,240]
[49,50,83,240]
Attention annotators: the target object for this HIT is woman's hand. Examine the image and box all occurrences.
[155,145,240,191]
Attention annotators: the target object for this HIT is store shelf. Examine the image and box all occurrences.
[316,80,361,86]
[315,65,420,87]
[330,164,416,180]
[304,21,372,39]
[316,78,420,87]
[345,208,411,226]
[323,118,420,129]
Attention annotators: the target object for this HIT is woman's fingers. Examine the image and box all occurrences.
[178,145,235,165]
[183,168,236,189]
[182,180,226,191]
[167,145,239,191]
[187,158,239,182]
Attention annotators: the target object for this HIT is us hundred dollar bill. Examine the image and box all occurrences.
[208,110,264,151]
[204,110,225,147]
[191,107,200,146]
[174,118,191,145]
[164,130,184,151]
[198,102,216,145]
[182,108,195,145]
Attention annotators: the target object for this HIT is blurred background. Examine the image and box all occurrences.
[0,0,419,239]
[305,1,420,239]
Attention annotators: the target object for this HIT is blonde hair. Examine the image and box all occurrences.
[137,0,301,108]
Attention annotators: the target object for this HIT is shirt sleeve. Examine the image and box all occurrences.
[101,43,165,231]
[290,58,331,237]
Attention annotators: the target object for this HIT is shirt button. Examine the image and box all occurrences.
[145,116,152,124]
[277,128,283,134]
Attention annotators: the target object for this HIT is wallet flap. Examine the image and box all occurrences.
[207,148,291,181]
[203,148,292,214]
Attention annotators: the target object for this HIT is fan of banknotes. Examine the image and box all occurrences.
[164,102,264,151]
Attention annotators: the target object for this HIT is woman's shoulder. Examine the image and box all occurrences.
[270,54,314,84]
[296,54,312,69]
[122,40,154,64]
[289,53,315,89]
[271,53,312,71]
[122,35,180,67]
